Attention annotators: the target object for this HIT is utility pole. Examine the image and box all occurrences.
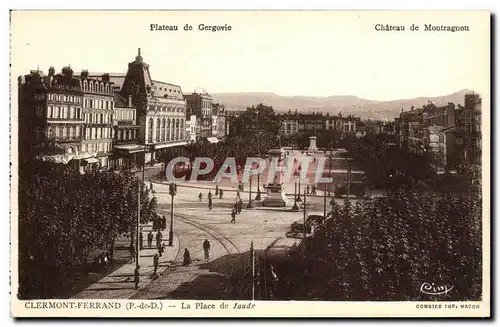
[168,183,176,246]
[323,183,327,218]
[251,240,255,301]
[303,187,307,245]
[347,162,351,201]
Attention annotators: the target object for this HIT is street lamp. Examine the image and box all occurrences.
[291,176,299,211]
[247,175,254,208]
[168,182,177,246]
[255,159,262,200]
[296,165,302,202]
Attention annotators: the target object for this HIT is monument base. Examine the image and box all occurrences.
[262,184,288,207]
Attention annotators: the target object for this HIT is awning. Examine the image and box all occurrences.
[206,137,219,144]
[113,144,148,153]
[84,158,99,164]
[154,141,188,149]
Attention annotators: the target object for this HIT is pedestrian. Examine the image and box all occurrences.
[312,185,317,195]
[219,189,224,199]
[198,192,203,202]
[139,232,144,250]
[306,185,310,195]
[153,253,159,275]
[203,239,211,262]
[236,189,240,198]
[183,248,192,266]
[208,199,213,210]
[134,267,140,290]
[231,209,236,223]
[156,231,163,249]
[147,230,153,249]
[215,185,219,196]
[208,190,212,201]
[158,241,165,257]
[129,244,136,262]
[268,265,279,300]
[238,198,243,214]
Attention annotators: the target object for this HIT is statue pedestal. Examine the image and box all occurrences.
[262,148,289,208]
[307,136,322,155]
[262,183,288,207]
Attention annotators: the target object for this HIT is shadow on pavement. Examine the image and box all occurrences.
[165,252,254,300]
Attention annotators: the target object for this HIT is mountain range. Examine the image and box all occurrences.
[211,89,474,121]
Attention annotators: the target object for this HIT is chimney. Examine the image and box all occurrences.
[101,73,110,83]
[128,94,132,107]
[80,70,89,79]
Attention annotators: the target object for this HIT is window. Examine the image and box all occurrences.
[148,118,154,143]
[156,119,161,142]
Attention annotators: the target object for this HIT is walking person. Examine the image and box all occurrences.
[147,230,153,249]
[183,248,192,266]
[203,239,211,262]
[129,244,136,262]
[215,185,219,196]
[230,208,236,224]
[198,192,203,202]
[236,189,240,199]
[208,190,213,201]
[219,189,224,199]
[153,253,159,276]
[156,230,163,249]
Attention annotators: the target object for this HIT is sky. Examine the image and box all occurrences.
[11,10,489,101]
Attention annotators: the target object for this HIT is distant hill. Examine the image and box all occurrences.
[212,89,475,120]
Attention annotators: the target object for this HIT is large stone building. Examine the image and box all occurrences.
[18,66,98,172]
[185,90,213,139]
[456,93,482,167]
[110,92,145,169]
[79,71,115,169]
[118,49,187,163]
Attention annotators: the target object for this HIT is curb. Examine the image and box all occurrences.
[149,178,336,199]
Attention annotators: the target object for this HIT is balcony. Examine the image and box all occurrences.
[50,136,82,143]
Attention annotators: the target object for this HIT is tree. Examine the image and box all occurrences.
[18,161,158,299]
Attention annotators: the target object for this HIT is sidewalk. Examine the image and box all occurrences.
[72,227,180,300]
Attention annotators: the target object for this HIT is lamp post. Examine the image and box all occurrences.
[255,170,262,201]
[296,166,302,202]
[247,175,254,208]
[291,177,299,211]
[168,182,177,246]
[136,180,141,271]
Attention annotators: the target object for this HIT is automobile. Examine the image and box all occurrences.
[307,215,325,224]
[334,181,366,198]
[290,220,312,234]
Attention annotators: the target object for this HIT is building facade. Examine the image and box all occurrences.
[185,90,213,139]
[110,92,145,169]
[80,71,115,170]
[19,67,86,169]
[119,49,187,164]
